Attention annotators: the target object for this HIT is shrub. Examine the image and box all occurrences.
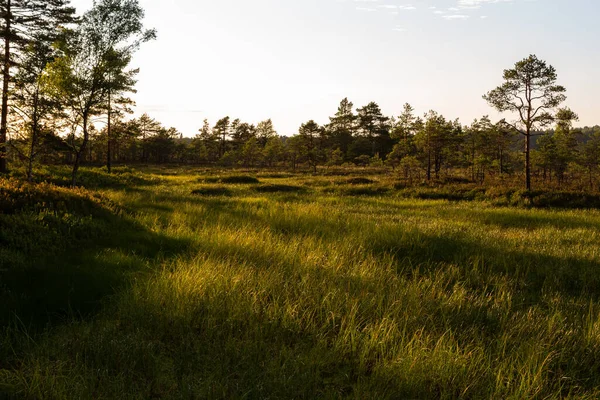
[342,186,389,196]
[345,177,375,185]
[220,176,260,184]
[0,178,115,216]
[191,187,232,197]
[254,184,305,193]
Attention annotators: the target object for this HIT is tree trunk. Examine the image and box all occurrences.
[427,149,431,181]
[107,87,112,173]
[0,0,12,174]
[471,142,476,182]
[142,129,147,162]
[525,132,531,191]
[27,89,40,183]
[71,114,90,187]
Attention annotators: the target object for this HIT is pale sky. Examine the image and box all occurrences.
[70,0,600,136]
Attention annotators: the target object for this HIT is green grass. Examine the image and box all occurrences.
[2,166,600,398]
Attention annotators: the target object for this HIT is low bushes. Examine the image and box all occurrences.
[341,186,389,196]
[0,178,115,216]
[344,177,376,185]
[392,184,600,209]
[191,187,232,197]
[200,176,260,184]
[254,184,305,193]
[220,176,260,184]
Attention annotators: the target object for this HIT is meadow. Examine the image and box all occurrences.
[2,166,600,399]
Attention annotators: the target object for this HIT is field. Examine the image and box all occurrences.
[2,166,600,399]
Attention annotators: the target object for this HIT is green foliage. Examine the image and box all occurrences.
[484,54,568,190]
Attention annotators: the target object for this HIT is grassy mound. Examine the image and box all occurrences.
[345,177,376,185]
[220,176,260,184]
[11,166,162,189]
[395,185,600,209]
[0,177,115,216]
[341,186,390,196]
[257,173,294,179]
[191,187,232,197]
[0,178,121,326]
[254,184,305,193]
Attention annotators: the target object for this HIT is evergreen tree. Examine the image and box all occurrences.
[197,118,219,162]
[138,113,162,162]
[0,0,76,173]
[263,136,284,167]
[231,120,256,150]
[552,108,579,184]
[11,34,67,181]
[327,98,355,156]
[213,116,230,158]
[580,127,600,190]
[484,55,567,190]
[240,136,261,167]
[47,0,155,185]
[298,120,323,173]
[356,101,390,156]
[256,119,277,147]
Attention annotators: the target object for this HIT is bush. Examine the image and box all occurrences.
[191,187,232,197]
[530,191,600,209]
[220,176,260,184]
[345,177,376,185]
[342,186,389,196]
[0,178,115,216]
[254,184,305,193]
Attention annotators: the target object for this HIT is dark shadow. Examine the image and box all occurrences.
[342,177,376,185]
[191,187,233,197]
[254,184,306,193]
[0,191,191,332]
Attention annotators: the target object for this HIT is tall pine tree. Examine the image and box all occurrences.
[0,0,76,173]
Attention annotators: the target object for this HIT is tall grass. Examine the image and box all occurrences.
[2,166,600,398]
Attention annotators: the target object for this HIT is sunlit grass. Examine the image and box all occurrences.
[2,166,600,398]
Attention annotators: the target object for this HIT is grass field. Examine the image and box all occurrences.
[2,166,600,398]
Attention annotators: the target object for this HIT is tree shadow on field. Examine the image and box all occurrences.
[455,207,600,231]
[62,230,600,399]
[193,194,600,303]
[368,225,600,303]
[51,233,503,399]
[5,188,600,398]
[0,193,191,333]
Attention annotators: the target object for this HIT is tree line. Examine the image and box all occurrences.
[20,95,598,191]
[0,6,598,193]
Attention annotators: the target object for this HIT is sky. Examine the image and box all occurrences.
[69,0,600,136]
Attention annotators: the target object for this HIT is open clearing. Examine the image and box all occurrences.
[2,167,600,399]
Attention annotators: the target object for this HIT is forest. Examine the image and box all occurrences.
[4,0,600,399]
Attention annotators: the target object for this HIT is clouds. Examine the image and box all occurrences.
[337,0,530,32]
[341,0,525,18]
[442,14,470,20]
[457,0,514,8]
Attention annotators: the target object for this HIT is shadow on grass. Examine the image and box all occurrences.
[193,195,600,302]
[4,184,600,398]
[0,190,191,332]
[368,225,600,303]
[21,166,165,190]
